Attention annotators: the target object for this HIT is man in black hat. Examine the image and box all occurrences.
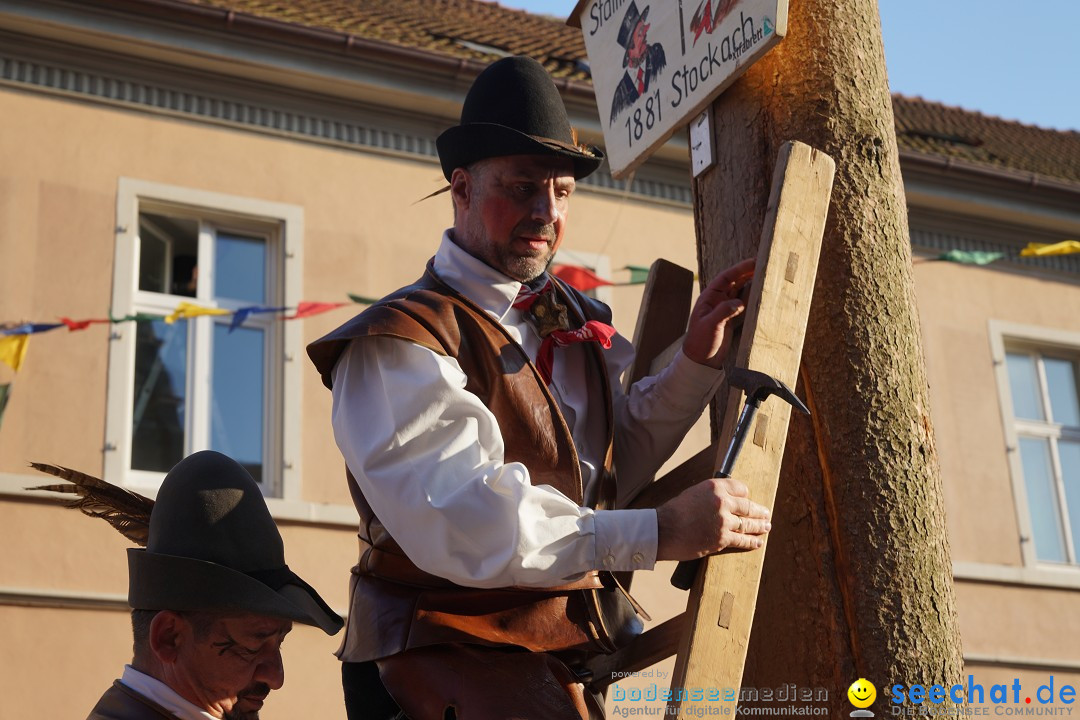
[86,451,342,720]
[308,55,770,719]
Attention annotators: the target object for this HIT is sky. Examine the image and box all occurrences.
[497,0,1079,132]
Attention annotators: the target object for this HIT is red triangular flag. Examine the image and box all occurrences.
[285,301,347,320]
[552,265,613,292]
[60,317,110,332]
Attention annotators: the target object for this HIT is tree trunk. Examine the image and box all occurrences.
[693,0,964,710]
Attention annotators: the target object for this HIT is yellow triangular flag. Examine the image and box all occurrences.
[0,334,29,372]
[1019,240,1080,257]
[164,301,231,325]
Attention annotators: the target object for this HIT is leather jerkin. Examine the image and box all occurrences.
[307,264,645,713]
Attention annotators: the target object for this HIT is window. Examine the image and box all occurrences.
[1004,345,1080,564]
[107,179,303,496]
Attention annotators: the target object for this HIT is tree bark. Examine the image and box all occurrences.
[693,0,964,710]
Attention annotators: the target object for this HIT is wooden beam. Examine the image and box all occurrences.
[648,335,686,377]
[616,258,696,607]
[628,442,719,510]
[588,613,687,689]
[669,141,835,717]
[624,259,694,391]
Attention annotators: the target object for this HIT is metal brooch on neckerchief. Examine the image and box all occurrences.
[513,281,617,385]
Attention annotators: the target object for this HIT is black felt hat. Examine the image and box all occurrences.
[127,451,343,635]
[436,55,604,181]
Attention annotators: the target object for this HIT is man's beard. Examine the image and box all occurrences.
[223,683,271,720]
[499,224,556,283]
[224,710,259,720]
[467,219,557,283]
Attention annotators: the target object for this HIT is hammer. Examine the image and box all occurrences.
[670,367,810,590]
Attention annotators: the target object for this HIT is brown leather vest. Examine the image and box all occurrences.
[307,265,639,662]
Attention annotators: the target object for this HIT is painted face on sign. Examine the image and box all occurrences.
[628,20,650,65]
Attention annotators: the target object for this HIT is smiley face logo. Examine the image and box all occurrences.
[848,678,877,709]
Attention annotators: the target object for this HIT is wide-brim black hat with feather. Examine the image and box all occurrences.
[127,451,342,635]
[436,55,604,181]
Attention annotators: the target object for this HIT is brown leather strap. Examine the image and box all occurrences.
[357,536,607,592]
[378,644,604,720]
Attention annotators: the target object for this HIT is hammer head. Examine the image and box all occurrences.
[729,367,810,415]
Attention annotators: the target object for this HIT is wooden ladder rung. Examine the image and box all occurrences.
[587,612,686,688]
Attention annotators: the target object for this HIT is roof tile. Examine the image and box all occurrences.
[166,0,1079,185]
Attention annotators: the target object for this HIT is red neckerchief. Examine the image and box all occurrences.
[513,280,616,385]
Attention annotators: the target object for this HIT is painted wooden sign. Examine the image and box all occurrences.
[569,0,788,179]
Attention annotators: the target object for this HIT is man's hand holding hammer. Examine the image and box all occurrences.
[657,476,772,561]
[656,258,773,563]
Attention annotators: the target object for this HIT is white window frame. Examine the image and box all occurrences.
[990,320,1080,572]
[105,178,304,500]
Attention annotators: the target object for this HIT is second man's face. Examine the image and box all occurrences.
[455,154,576,283]
[169,613,293,720]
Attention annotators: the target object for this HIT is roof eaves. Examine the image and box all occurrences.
[899,149,1080,200]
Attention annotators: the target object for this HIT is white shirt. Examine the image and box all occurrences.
[119,665,216,720]
[330,232,724,589]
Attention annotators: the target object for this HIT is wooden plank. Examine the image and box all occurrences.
[648,335,686,377]
[624,259,694,391]
[587,613,687,689]
[615,259,695,608]
[628,442,719,510]
[669,141,835,717]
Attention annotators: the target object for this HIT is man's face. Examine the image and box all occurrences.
[453,154,576,283]
[628,20,650,64]
[167,613,292,720]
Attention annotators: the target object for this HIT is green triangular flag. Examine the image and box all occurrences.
[623,265,651,285]
[938,249,1006,266]
[348,293,379,305]
[0,383,11,431]
[110,312,165,323]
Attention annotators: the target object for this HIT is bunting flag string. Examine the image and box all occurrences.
[1,294,372,344]
[0,260,639,392]
[4,244,1075,344]
[0,262,646,341]
[0,261,635,378]
[918,240,1080,266]
[0,295,367,378]
[1,245,1075,386]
